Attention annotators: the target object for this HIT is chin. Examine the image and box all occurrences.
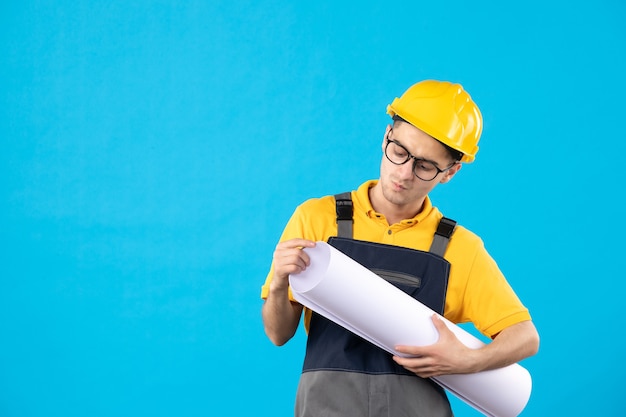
[382,188,411,206]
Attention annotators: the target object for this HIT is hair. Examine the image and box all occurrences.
[392,115,463,162]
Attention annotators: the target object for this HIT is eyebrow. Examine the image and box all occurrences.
[389,138,446,169]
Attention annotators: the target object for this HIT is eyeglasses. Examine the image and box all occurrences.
[384,131,457,181]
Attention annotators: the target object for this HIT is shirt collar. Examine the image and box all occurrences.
[354,180,433,225]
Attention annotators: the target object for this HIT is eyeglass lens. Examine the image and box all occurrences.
[385,140,441,181]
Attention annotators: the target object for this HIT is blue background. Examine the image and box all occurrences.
[2,1,624,416]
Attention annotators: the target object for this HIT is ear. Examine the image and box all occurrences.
[439,163,461,184]
[382,125,392,151]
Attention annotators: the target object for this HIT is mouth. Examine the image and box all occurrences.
[391,181,407,192]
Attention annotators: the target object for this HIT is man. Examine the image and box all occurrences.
[261,80,539,417]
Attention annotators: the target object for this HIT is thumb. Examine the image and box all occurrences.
[431,314,449,334]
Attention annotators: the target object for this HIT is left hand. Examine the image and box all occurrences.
[393,315,478,378]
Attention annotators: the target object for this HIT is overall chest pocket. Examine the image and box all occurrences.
[328,237,450,314]
[370,269,422,297]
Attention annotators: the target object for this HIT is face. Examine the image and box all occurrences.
[377,121,461,210]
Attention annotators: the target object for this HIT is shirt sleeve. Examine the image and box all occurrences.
[452,239,531,338]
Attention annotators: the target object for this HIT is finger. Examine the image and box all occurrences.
[273,253,306,271]
[394,345,423,355]
[275,240,316,265]
[431,315,448,333]
[393,356,431,375]
[275,247,311,267]
[277,238,316,250]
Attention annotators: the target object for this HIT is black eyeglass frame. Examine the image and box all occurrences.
[384,131,458,181]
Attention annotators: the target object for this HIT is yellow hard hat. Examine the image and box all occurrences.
[387,80,482,163]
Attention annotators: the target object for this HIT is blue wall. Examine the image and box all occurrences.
[2,1,624,415]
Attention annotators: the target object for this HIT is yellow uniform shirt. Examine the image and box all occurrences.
[261,180,531,339]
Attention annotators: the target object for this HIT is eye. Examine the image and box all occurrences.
[415,160,437,172]
[391,142,408,158]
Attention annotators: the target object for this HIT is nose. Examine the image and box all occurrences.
[396,159,415,180]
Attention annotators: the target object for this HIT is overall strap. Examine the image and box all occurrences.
[429,217,457,257]
[335,191,456,256]
[334,192,353,238]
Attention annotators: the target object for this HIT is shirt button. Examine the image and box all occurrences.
[387,230,392,235]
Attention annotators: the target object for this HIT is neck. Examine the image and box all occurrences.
[368,183,425,225]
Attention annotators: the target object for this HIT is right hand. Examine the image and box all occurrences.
[271,238,316,291]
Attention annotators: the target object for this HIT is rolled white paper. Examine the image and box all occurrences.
[289,241,532,417]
